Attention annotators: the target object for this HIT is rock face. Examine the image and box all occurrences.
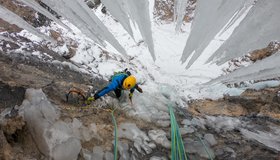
[249,41,280,62]
[188,99,248,116]
[0,81,25,110]
[0,130,13,160]
[0,51,106,104]
[188,85,280,119]
[153,0,196,23]
[0,0,50,29]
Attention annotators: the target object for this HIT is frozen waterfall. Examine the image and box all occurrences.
[100,0,134,38]
[41,0,127,56]
[124,0,156,61]
[180,0,250,69]
[207,52,280,84]
[174,0,189,32]
[208,0,280,65]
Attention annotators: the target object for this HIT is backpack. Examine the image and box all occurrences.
[109,68,131,82]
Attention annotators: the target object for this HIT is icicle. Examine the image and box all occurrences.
[100,0,134,38]
[180,0,247,69]
[209,0,280,65]
[42,0,127,56]
[0,5,55,43]
[218,0,254,36]
[41,0,105,46]
[174,0,189,32]
[74,0,127,56]
[17,0,71,31]
[207,52,280,84]
[125,0,155,61]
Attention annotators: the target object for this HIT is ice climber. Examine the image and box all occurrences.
[86,69,143,104]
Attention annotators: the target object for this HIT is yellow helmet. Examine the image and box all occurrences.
[123,76,136,90]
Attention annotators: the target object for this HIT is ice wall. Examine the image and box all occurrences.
[208,0,280,65]
[41,0,127,56]
[207,52,280,84]
[100,0,134,38]
[174,0,189,32]
[180,0,248,69]
[125,0,156,60]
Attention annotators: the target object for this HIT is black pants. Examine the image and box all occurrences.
[114,88,122,99]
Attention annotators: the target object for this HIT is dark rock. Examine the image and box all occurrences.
[0,130,13,160]
[0,82,25,110]
[86,0,95,9]
[0,50,106,104]
[101,6,107,14]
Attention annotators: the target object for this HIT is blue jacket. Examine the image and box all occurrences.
[94,73,135,100]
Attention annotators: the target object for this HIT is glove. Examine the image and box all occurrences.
[128,93,133,105]
[85,96,95,105]
[129,93,133,100]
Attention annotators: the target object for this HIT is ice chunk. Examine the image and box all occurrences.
[100,0,134,38]
[209,0,280,65]
[204,134,217,146]
[148,130,170,148]
[241,127,280,151]
[23,89,81,160]
[118,123,150,141]
[92,146,104,160]
[118,123,155,154]
[184,138,215,159]
[150,156,168,160]
[180,0,248,68]
[118,141,131,160]
[49,129,81,160]
[0,5,55,43]
[125,0,155,60]
[104,152,114,160]
[205,116,241,132]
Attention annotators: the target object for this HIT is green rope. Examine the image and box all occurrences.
[169,105,188,160]
[175,106,213,160]
[196,136,214,160]
[111,109,118,160]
